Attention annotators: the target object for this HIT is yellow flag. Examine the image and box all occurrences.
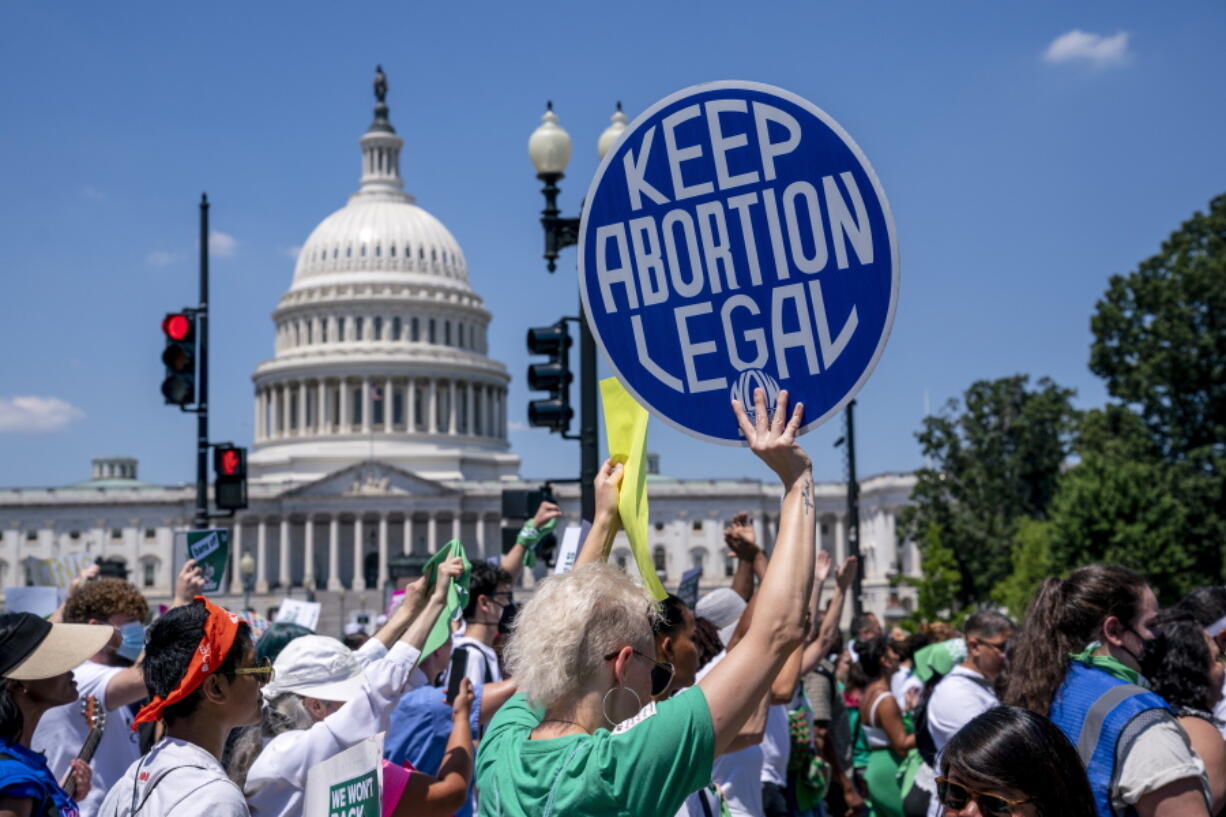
[600,377,668,601]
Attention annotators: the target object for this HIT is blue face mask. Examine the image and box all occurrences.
[116,622,146,662]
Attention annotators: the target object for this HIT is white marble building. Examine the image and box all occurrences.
[0,72,918,631]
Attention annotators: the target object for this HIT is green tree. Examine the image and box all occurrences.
[992,517,1055,619]
[1090,194,1226,463]
[1064,194,1226,598]
[901,375,1079,610]
[894,522,961,627]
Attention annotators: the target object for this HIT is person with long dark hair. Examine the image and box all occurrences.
[1176,587,1226,740]
[858,635,915,817]
[937,705,1096,817]
[1142,613,1226,814]
[1004,564,1209,817]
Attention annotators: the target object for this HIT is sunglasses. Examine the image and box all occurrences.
[604,649,675,698]
[233,658,276,685]
[936,778,1029,817]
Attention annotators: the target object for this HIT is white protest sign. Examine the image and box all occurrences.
[579,81,899,444]
[303,733,383,817]
[552,522,591,575]
[4,586,62,617]
[23,554,94,588]
[275,598,322,631]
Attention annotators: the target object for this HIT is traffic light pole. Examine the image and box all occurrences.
[578,306,597,523]
[194,194,210,530]
[845,400,863,615]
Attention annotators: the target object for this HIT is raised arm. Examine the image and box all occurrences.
[501,500,562,580]
[400,558,464,652]
[802,557,857,676]
[394,680,475,817]
[574,459,623,568]
[698,389,815,755]
[371,575,429,649]
[726,514,759,601]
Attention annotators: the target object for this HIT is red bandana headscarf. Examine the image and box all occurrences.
[132,596,241,730]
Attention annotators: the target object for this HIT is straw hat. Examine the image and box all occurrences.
[0,612,113,680]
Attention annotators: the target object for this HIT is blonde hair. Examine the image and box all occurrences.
[505,563,657,710]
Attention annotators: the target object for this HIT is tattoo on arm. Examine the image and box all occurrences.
[801,479,814,514]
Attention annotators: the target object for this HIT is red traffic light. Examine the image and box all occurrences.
[162,313,192,341]
[219,448,241,476]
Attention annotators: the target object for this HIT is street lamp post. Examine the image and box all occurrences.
[528,102,627,522]
[239,551,256,613]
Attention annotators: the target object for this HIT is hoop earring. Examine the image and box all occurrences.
[602,685,643,728]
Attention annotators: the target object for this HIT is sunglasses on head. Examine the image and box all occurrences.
[604,649,675,697]
[936,778,1028,817]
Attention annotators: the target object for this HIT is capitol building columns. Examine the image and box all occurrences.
[252,376,508,447]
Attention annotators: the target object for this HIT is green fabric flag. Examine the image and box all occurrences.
[911,637,966,683]
[420,539,472,660]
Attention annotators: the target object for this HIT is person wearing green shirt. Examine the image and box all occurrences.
[476,390,818,817]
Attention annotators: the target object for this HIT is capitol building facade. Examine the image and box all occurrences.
[0,73,919,631]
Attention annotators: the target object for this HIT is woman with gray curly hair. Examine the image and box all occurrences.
[475,390,817,816]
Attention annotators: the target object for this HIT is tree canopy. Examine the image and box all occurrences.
[901,194,1225,619]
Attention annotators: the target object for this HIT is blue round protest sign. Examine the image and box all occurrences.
[579,80,899,445]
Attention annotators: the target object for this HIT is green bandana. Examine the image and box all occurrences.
[1069,641,1151,689]
[420,539,472,659]
[516,517,558,568]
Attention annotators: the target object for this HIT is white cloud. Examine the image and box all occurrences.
[1043,30,1132,68]
[80,186,106,201]
[0,396,86,433]
[508,420,530,432]
[145,250,180,267]
[209,230,238,257]
[284,245,303,260]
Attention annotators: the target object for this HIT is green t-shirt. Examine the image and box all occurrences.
[475,687,715,817]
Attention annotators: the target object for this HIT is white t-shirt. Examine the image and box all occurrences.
[447,635,502,688]
[759,705,790,787]
[97,737,247,817]
[924,665,999,817]
[925,665,998,754]
[1113,715,1208,811]
[694,650,764,817]
[33,661,141,817]
[244,641,423,817]
[890,667,923,709]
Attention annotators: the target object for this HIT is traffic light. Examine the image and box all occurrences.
[160,312,196,405]
[526,321,573,432]
[214,445,248,511]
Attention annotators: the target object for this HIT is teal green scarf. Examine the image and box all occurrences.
[1069,641,1150,689]
[420,540,472,659]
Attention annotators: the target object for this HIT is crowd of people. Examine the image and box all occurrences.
[3,389,1225,817]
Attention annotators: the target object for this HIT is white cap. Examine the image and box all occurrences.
[264,635,366,702]
[696,588,747,647]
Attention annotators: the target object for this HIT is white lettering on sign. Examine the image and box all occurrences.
[580,81,898,445]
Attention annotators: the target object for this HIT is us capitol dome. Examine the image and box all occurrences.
[249,66,517,484]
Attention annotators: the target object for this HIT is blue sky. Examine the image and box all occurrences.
[1,1,1223,489]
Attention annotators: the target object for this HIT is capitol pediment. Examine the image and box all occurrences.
[285,461,458,499]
